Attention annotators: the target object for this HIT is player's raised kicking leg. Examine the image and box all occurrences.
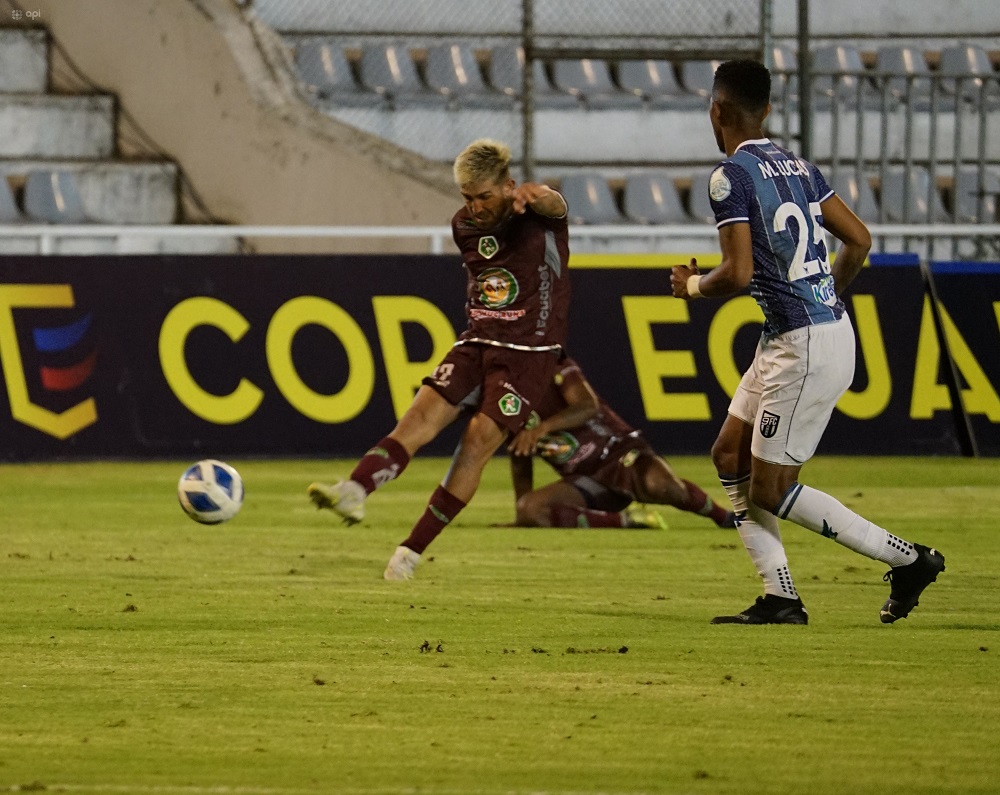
[308,386,461,524]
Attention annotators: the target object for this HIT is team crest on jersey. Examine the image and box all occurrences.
[620,449,640,468]
[498,392,522,416]
[478,267,519,308]
[536,431,579,465]
[760,410,781,438]
[478,236,499,259]
[709,166,732,201]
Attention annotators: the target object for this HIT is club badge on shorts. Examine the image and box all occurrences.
[760,410,781,438]
[478,236,499,259]
[498,392,522,416]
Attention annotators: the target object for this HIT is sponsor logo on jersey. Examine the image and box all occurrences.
[709,166,732,201]
[498,392,522,416]
[760,410,781,438]
[478,236,499,259]
[478,267,519,309]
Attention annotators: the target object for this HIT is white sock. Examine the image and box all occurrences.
[776,483,916,567]
[720,474,799,599]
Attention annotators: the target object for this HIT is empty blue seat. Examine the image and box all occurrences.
[424,43,514,109]
[770,45,799,107]
[812,44,881,108]
[879,166,949,224]
[831,172,881,223]
[687,171,717,224]
[558,173,624,224]
[24,171,87,224]
[622,172,689,224]
[359,44,448,108]
[938,44,1000,105]
[679,60,720,100]
[487,46,580,109]
[875,45,935,109]
[953,167,1000,223]
[616,60,704,109]
[551,58,644,110]
[295,40,386,107]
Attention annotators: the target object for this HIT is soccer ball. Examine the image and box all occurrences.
[177,459,244,524]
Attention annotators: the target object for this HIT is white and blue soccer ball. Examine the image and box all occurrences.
[177,459,244,524]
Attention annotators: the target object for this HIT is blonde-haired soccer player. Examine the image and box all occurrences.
[309,138,571,580]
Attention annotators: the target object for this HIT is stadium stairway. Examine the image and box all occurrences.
[0,26,239,254]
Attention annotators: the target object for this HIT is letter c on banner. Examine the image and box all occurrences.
[266,296,374,422]
[159,297,264,424]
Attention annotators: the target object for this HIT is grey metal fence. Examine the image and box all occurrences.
[254,0,767,177]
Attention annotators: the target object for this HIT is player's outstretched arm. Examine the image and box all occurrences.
[821,193,872,294]
[512,183,567,218]
[507,369,599,457]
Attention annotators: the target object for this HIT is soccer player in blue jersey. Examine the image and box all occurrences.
[671,59,945,625]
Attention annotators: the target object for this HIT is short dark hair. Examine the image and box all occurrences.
[713,59,771,114]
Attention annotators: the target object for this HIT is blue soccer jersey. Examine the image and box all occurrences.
[709,138,843,336]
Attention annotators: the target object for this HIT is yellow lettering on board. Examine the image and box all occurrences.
[706,296,762,396]
[372,296,456,419]
[266,296,374,423]
[159,297,263,425]
[837,295,891,420]
[911,298,1000,421]
[621,296,710,420]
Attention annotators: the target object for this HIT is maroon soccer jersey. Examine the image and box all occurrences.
[451,204,571,351]
[533,359,643,477]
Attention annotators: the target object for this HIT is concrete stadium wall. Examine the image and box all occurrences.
[23,0,460,253]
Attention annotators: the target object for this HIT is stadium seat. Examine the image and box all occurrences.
[487,46,580,109]
[550,58,644,109]
[23,170,88,224]
[687,171,717,224]
[938,44,1000,105]
[679,60,720,99]
[0,176,25,223]
[812,45,881,108]
[770,45,799,107]
[953,167,1000,223]
[295,40,386,107]
[558,173,624,224]
[622,172,689,224]
[359,44,449,108]
[875,45,936,110]
[831,171,881,223]
[616,60,704,109]
[424,43,515,109]
[879,166,949,224]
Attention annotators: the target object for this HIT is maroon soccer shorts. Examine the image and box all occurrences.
[422,343,561,435]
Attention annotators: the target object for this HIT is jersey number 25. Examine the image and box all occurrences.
[773,201,831,281]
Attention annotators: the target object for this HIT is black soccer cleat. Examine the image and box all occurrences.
[880,544,946,624]
[711,594,808,625]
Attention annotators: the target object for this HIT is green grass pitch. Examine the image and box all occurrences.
[1,455,998,794]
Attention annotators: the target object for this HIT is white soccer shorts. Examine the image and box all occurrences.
[728,315,856,465]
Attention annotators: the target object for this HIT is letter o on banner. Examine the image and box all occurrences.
[266,296,375,423]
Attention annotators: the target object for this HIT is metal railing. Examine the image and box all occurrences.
[2,223,998,258]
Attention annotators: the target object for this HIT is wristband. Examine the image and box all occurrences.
[686,274,704,298]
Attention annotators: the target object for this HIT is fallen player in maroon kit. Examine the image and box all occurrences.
[508,357,736,530]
